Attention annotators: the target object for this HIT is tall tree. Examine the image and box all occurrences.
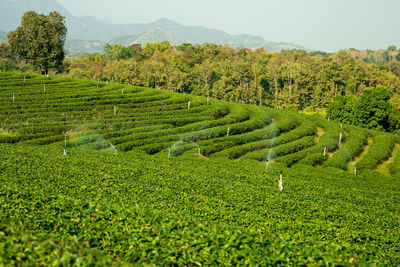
[355,86,397,131]
[267,54,284,107]
[7,11,67,74]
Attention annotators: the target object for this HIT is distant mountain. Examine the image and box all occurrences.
[0,0,73,31]
[0,0,307,53]
[247,41,308,52]
[64,39,105,54]
[131,28,185,46]
[65,29,307,55]
[108,35,141,47]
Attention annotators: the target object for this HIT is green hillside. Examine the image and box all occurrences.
[1,72,399,265]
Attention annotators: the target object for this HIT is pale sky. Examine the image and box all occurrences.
[58,0,400,52]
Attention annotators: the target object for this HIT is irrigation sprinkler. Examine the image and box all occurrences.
[227,127,230,137]
[265,160,269,172]
[188,101,191,109]
[339,132,342,145]
[279,171,283,191]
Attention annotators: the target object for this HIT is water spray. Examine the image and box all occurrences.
[63,133,67,156]
[110,144,117,155]
[278,171,283,191]
[227,127,230,137]
[265,160,269,172]
[188,101,191,109]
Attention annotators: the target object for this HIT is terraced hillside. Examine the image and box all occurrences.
[2,72,400,174]
[1,72,400,265]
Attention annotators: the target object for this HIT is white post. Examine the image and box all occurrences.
[323,147,327,157]
[265,161,269,172]
[279,171,283,191]
[188,101,191,109]
[122,88,124,94]
[12,92,15,103]
[198,147,201,156]
[227,127,230,137]
[339,132,342,145]
[353,163,357,175]
[43,84,46,92]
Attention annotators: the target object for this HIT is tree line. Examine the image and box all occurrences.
[66,42,400,113]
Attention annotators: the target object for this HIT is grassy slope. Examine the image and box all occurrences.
[0,72,399,265]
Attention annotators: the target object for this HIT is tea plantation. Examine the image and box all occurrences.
[0,72,399,265]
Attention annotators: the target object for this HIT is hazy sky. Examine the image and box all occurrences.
[58,0,400,52]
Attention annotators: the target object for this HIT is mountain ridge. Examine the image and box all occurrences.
[0,0,307,53]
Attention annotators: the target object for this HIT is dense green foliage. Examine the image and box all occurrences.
[65,42,400,114]
[1,72,400,265]
[7,11,67,74]
[327,86,399,131]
